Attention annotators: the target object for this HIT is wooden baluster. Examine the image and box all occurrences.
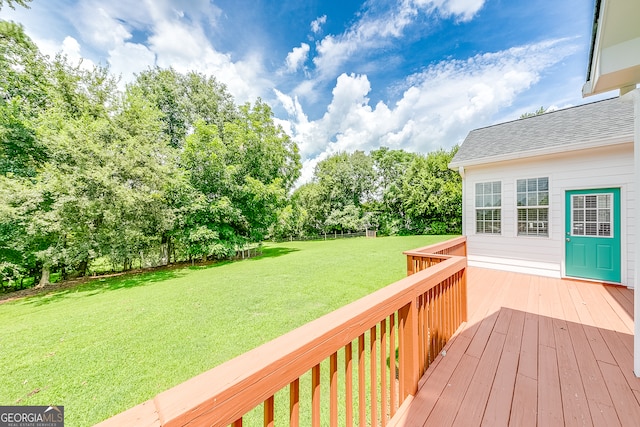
[454,274,462,330]
[312,364,321,427]
[358,334,366,425]
[330,352,338,426]
[444,281,450,345]
[451,277,456,336]
[437,283,444,354]
[264,396,274,427]
[418,294,426,375]
[290,379,299,427]
[427,288,434,364]
[370,326,378,427]
[461,268,468,322]
[381,318,388,427]
[345,342,353,427]
[390,313,397,416]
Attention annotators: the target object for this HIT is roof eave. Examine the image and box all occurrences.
[448,135,633,170]
[583,0,640,97]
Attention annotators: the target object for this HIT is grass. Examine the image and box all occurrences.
[0,235,455,426]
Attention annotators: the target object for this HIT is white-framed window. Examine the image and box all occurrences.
[517,177,549,237]
[475,181,501,234]
[571,193,613,237]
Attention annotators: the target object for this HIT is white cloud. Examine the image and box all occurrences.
[148,20,213,66]
[311,0,486,81]
[284,43,310,73]
[311,15,327,34]
[60,37,86,63]
[107,43,156,82]
[442,0,486,21]
[418,0,486,22]
[274,89,296,116]
[42,36,96,71]
[45,0,270,102]
[76,5,132,49]
[280,38,579,186]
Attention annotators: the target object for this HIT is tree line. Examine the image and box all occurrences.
[0,22,461,290]
[278,147,461,240]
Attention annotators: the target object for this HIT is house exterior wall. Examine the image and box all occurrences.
[462,142,635,287]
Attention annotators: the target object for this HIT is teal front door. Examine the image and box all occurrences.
[565,188,621,283]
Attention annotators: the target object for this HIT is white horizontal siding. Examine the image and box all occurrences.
[462,142,635,287]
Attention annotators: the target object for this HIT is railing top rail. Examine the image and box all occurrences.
[402,236,466,256]
[97,255,467,427]
[402,252,452,260]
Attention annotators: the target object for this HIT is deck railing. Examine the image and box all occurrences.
[404,235,467,275]
[97,237,467,427]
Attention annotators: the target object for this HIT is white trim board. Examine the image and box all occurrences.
[468,255,561,278]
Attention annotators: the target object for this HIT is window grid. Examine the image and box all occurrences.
[571,194,612,237]
[517,177,549,237]
[475,181,501,234]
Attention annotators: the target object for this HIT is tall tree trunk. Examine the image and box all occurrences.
[78,259,88,277]
[160,234,169,266]
[30,261,42,285]
[35,266,50,289]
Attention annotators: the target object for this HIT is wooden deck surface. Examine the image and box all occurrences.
[391,267,640,427]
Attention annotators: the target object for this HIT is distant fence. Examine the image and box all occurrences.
[233,246,262,260]
[274,230,377,243]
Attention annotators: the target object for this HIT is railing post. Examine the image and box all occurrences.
[398,298,420,400]
[406,254,414,276]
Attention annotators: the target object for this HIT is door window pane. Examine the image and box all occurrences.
[571,193,613,238]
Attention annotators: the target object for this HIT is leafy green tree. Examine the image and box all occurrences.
[222,100,300,243]
[326,204,366,232]
[401,146,461,234]
[0,43,184,286]
[0,21,50,177]
[178,100,299,258]
[370,147,419,234]
[0,23,51,285]
[309,151,375,233]
[182,71,238,137]
[520,106,547,119]
[315,151,375,209]
[131,67,237,148]
[178,121,240,259]
[290,182,325,236]
[0,175,43,286]
[1,23,304,288]
[269,203,308,240]
[131,68,189,148]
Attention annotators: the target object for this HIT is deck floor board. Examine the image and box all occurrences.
[394,267,640,427]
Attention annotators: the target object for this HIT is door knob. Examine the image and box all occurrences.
[566,238,570,242]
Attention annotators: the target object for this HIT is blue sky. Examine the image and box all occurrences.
[4,0,612,183]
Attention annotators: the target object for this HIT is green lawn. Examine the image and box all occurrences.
[0,235,454,426]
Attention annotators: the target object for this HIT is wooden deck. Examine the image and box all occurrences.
[391,267,640,427]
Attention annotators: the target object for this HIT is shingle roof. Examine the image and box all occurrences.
[450,97,634,167]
